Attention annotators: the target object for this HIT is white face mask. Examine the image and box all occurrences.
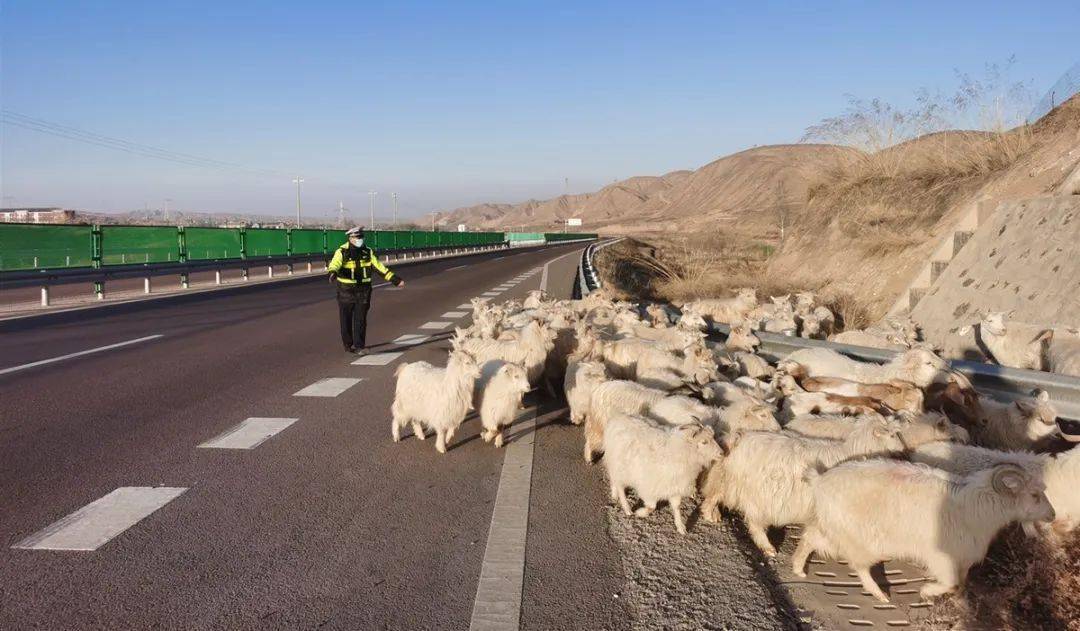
[349,237,363,247]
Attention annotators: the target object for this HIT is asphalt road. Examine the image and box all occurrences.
[0,242,636,630]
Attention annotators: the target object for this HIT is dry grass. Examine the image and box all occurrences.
[798,127,1034,256]
[595,234,811,306]
[927,529,1080,631]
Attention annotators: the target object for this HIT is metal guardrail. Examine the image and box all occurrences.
[577,237,623,297]
[572,243,1080,424]
[707,323,1080,424]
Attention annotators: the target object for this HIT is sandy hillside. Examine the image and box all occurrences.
[444,95,1080,319]
[441,144,857,235]
[767,94,1080,318]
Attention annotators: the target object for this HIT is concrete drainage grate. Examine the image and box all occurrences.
[777,526,935,629]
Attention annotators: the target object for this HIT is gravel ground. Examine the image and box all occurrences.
[605,500,803,630]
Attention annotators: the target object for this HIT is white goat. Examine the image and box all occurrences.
[584,380,669,462]
[911,441,1080,538]
[979,311,1053,370]
[798,376,924,413]
[564,360,609,426]
[522,289,548,310]
[970,389,1058,450]
[725,323,761,353]
[391,351,482,453]
[779,347,948,389]
[474,360,530,448]
[603,414,726,534]
[682,289,758,325]
[699,417,907,555]
[785,410,969,446]
[734,350,777,380]
[794,460,1054,602]
[458,320,556,385]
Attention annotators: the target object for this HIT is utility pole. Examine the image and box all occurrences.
[292,177,304,227]
[338,200,345,227]
[368,191,377,230]
[391,192,399,228]
[164,198,172,223]
[429,211,439,231]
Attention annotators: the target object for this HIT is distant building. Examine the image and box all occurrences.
[0,208,78,224]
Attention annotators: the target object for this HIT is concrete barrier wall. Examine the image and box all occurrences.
[912,195,1080,342]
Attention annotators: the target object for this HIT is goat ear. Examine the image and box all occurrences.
[1014,400,1034,414]
[1033,329,1054,344]
[1032,389,1049,402]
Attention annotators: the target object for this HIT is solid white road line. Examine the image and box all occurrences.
[0,335,164,376]
[469,246,586,631]
[420,321,451,330]
[198,417,299,449]
[468,415,537,631]
[352,351,404,366]
[14,487,187,551]
[441,311,468,319]
[293,377,362,397]
[446,264,468,271]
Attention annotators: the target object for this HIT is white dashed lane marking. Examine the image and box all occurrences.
[352,351,404,366]
[293,377,362,397]
[393,334,431,346]
[420,321,451,330]
[481,291,502,297]
[14,487,188,551]
[457,303,472,309]
[441,311,468,319]
[198,417,299,450]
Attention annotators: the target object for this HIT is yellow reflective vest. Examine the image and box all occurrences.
[328,243,398,285]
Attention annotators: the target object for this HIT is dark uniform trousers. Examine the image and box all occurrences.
[337,282,373,350]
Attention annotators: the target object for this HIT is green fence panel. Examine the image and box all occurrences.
[544,232,596,242]
[100,225,178,265]
[245,228,289,258]
[506,232,544,242]
[0,223,93,270]
[291,229,325,255]
[327,230,348,252]
[185,227,243,261]
[371,231,395,251]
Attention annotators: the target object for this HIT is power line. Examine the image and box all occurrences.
[2,109,388,198]
[1,110,285,176]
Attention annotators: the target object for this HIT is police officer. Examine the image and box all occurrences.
[327,227,404,355]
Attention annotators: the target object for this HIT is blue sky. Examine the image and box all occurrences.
[2,0,1078,220]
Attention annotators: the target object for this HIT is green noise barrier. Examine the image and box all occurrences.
[0,223,590,273]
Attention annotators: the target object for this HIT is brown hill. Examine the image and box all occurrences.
[442,145,857,236]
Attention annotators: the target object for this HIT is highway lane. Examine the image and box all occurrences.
[0,242,631,629]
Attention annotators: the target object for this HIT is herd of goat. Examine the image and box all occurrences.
[389,287,1078,604]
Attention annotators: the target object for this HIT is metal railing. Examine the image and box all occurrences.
[574,244,1080,424]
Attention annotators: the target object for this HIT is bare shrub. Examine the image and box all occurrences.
[927,529,1080,631]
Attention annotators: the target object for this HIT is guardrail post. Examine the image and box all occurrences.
[178,227,189,289]
[306,261,312,273]
[91,224,104,300]
[40,285,49,306]
[268,265,274,278]
[144,277,152,294]
[215,270,222,285]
